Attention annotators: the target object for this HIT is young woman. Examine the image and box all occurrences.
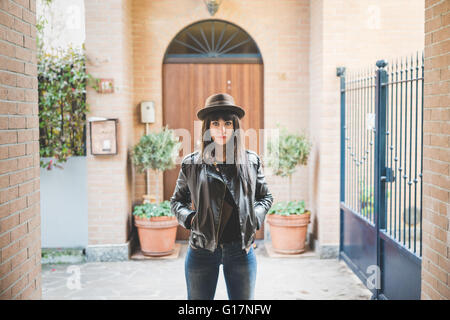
[170,93,274,300]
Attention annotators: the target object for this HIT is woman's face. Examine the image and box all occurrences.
[210,118,234,146]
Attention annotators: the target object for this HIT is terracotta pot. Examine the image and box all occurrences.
[267,211,311,254]
[134,215,178,256]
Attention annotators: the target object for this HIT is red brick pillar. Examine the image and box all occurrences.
[0,0,41,300]
[421,0,449,300]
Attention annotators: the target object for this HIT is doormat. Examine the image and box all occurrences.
[131,243,181,260]
[264,242,316,258]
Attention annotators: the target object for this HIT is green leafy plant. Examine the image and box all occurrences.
[359,183,374,217]
[132,200,174,219]
[358,180,390,218]
[38,45,97,170]
[266,124,312,202]
[266,124,311,178]
[37,1,98,170]
[131,125,182,173]
[131,125,182,200]
[268,200,309,216]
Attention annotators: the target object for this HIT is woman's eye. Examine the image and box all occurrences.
[225,122,232,126]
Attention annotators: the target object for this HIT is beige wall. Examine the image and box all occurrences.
[421,0,449,300]
[0,0,41,299]
[309,0,424,255]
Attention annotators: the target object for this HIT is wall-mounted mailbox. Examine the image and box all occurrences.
[88,117,118,155]
[140,101,155,123]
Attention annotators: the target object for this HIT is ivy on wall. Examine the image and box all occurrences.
[37,0,98,170]
[38,45,96,169]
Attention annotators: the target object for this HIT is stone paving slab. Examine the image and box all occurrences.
[42,241,372,300]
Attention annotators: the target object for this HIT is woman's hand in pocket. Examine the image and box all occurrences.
[190,211,197,226]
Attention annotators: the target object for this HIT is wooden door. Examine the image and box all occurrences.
[163,63,264,240]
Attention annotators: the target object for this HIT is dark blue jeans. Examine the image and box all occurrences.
[184,240,257,300]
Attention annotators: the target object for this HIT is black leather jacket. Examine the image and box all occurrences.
[170,149,274,252]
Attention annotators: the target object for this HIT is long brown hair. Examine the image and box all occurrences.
[199,110,252,196]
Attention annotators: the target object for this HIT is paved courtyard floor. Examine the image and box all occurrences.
[42,241,372,300]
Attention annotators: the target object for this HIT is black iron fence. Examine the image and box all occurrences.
[338,51,424,300]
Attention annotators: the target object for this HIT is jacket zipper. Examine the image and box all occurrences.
[213,163,227,249]
[215,186,226,249]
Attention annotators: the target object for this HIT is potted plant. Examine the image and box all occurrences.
[265,125,312,254]
[132,201,178,256]
[131,125,181,256]
[267,200,311,254]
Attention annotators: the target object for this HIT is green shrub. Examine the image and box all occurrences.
[266,124,312,204]
[37,1,98,169]
[268,200,309,216]
[38,45,97,170]
[266,125,311,178]
[358,180,390,218]
[132,200,174,219]
[131,125,181,174]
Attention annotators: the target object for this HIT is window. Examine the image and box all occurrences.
[164,19,262,64]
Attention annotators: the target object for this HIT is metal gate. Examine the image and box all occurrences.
[337,53,423,300]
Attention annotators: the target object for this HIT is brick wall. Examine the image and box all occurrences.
[0,0,41,299]
[421,0,449,300]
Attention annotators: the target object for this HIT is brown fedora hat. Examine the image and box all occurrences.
[197,93,245,120]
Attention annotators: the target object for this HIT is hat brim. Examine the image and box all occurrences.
[197,105,245,120]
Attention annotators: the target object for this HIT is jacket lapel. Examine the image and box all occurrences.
[205,164,224,182]
[199,152,241,211]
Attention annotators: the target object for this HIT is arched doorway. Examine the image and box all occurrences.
[162,19,264,240]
